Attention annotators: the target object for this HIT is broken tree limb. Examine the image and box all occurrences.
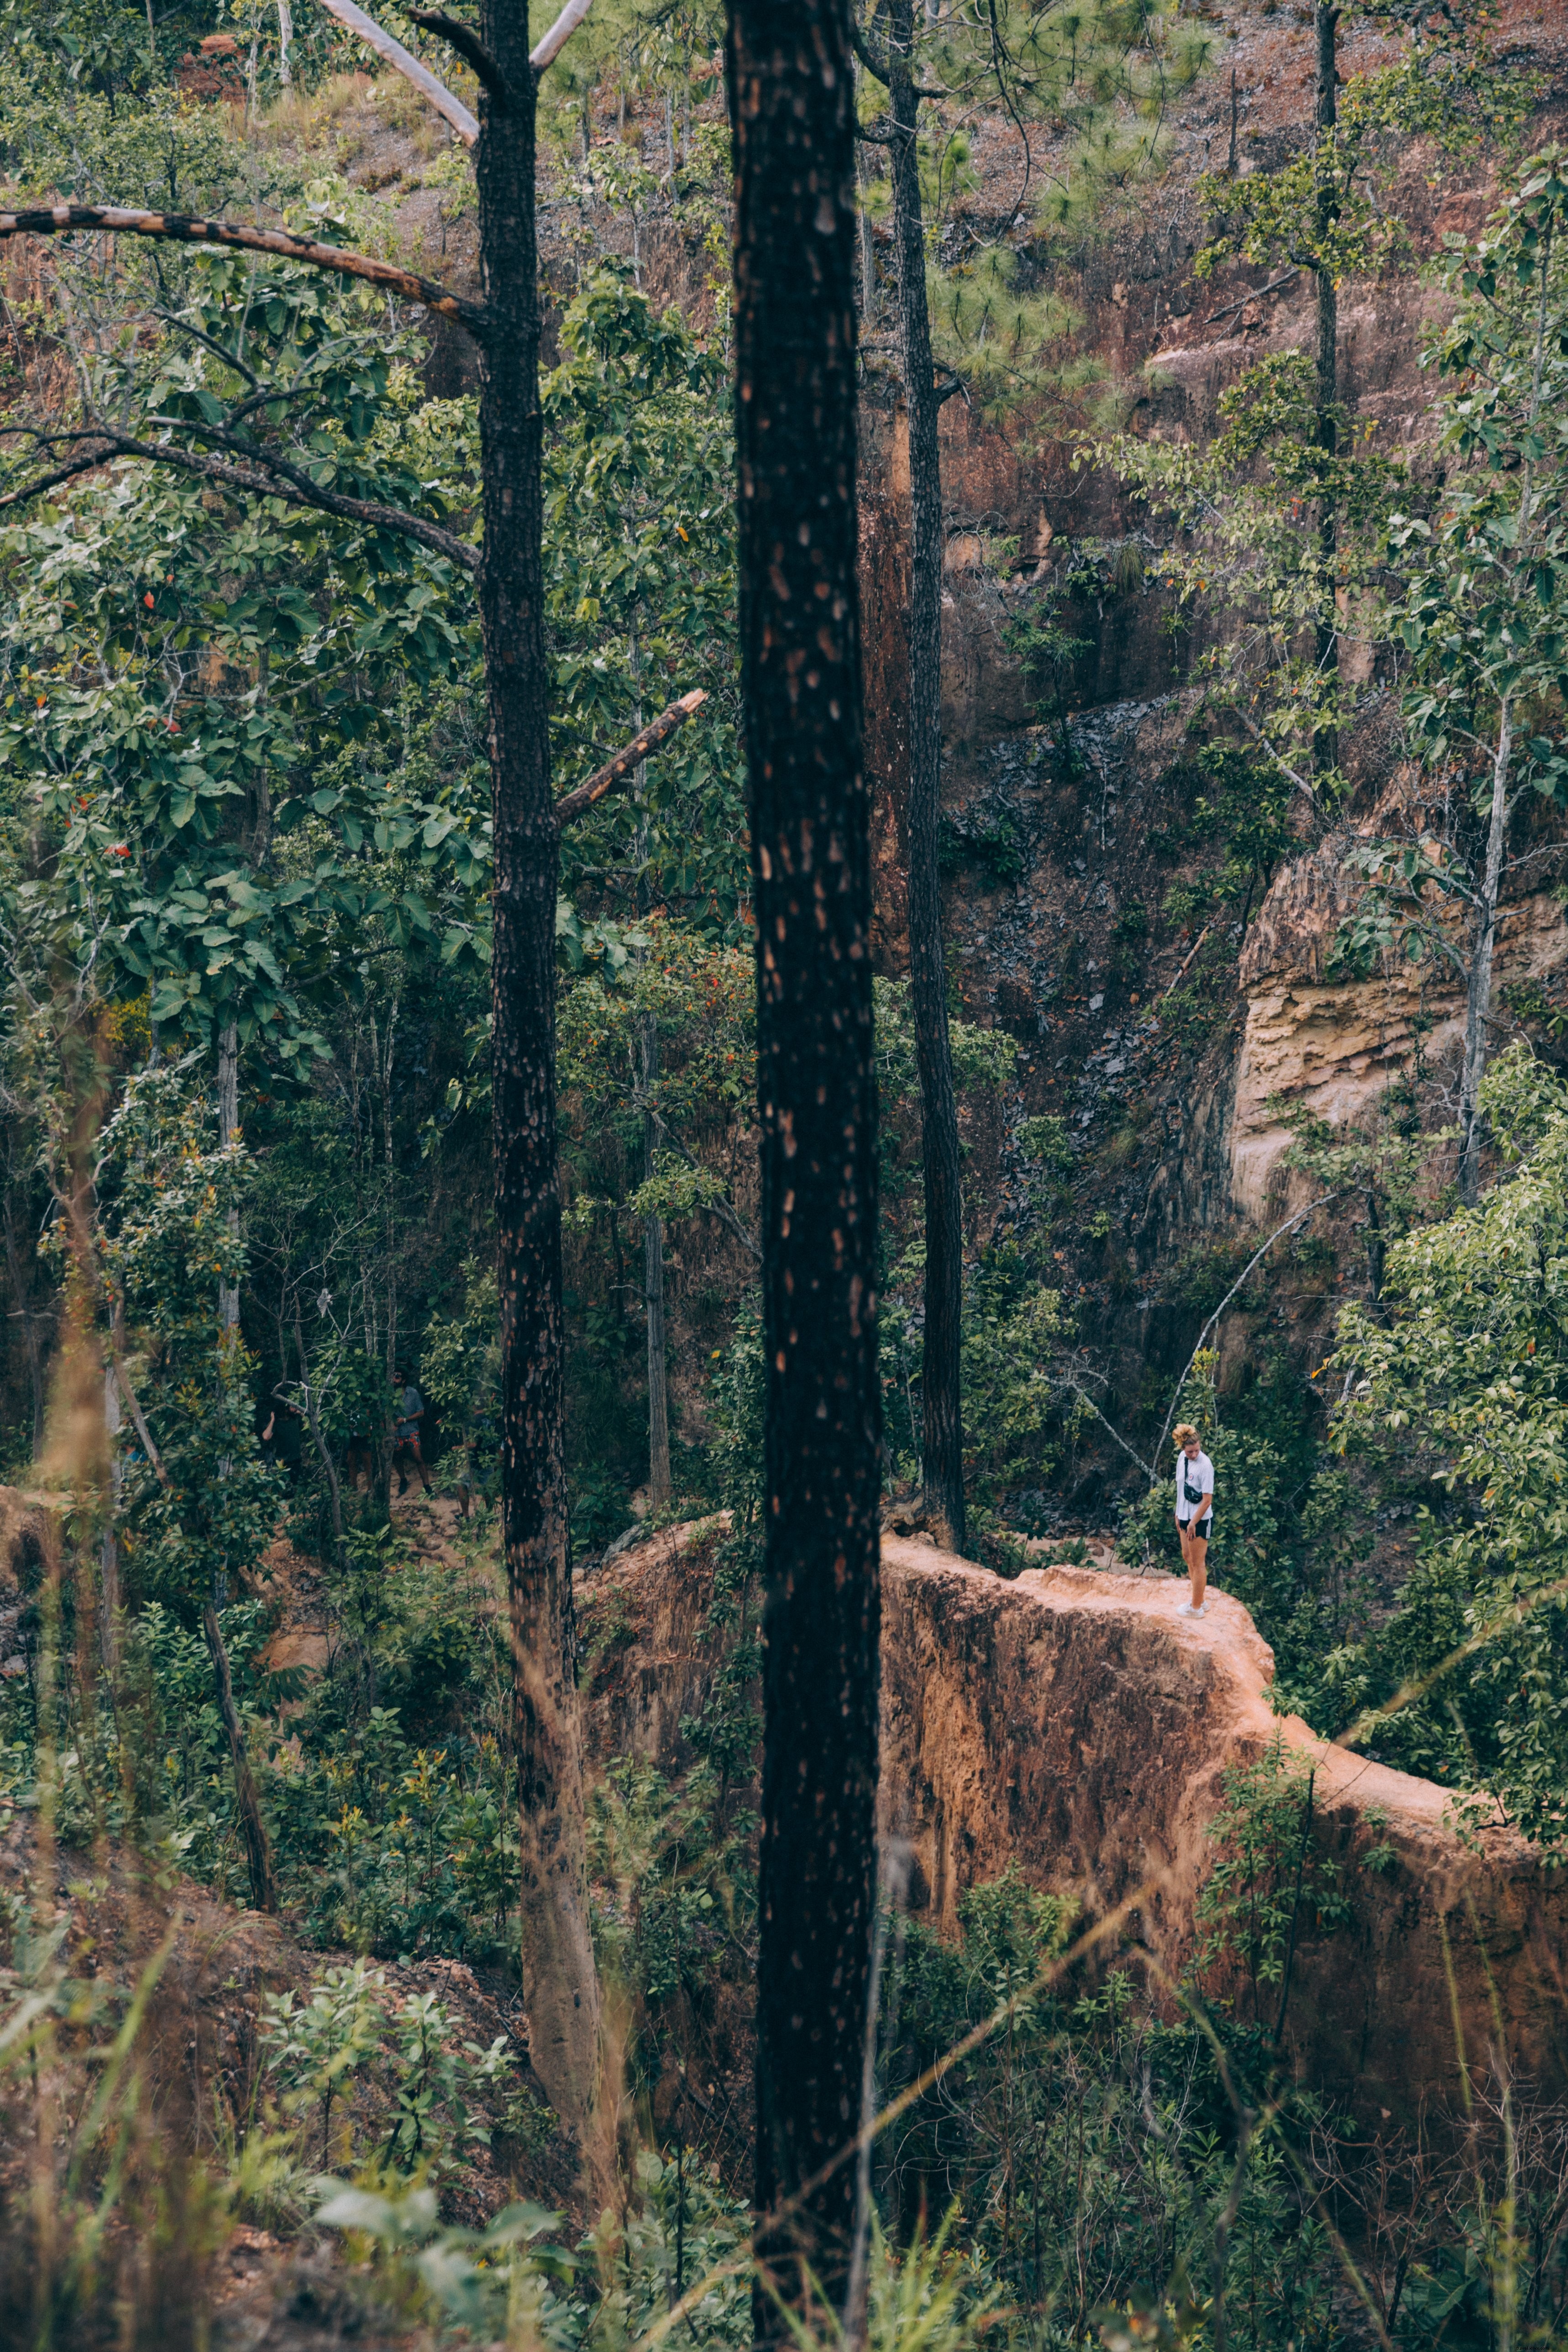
[531,0,597,74]
[553,688,708,827]
[1159,923,1211,1002]
[315,0,479,143]
[0,205,486,335]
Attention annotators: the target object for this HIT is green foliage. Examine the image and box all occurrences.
[92,1062,280,1619]
[1326,1044,1568,1846]
[877,1868,1339,2347]
[1194,1739,1353,2028]
[1196,26,1539,288]
[544,270,744,928]
[261,1959,382,2172]
[1339,151,1568,985]
[420,1260,502,1510]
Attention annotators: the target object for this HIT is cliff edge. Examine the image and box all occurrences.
[583,1526,1568,2123]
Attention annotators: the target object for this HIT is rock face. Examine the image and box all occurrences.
[584,1526,1568,2123]
[1229,841,1568,1216]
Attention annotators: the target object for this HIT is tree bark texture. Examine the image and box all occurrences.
[889,0,965,1550]
[727,0,883,2331]
[1313,1,1340,775]
[477,0,601,2131]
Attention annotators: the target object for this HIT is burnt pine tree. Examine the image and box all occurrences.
[885,0,965,1551]
[0,0,706,2130]
[727,0,883,2334]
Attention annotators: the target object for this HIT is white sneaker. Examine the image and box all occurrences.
[1178,1601,1209,1618]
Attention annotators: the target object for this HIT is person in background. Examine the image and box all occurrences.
[392,1367,430,1497]
[1172,1421,1215,1618]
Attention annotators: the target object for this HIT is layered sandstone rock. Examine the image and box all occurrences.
[1229,839,1568,1215]
[584,1524,1568,2122]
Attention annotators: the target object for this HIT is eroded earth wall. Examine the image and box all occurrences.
[585,1525,1568,2124]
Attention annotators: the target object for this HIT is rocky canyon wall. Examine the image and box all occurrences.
[855,3,1568,1367]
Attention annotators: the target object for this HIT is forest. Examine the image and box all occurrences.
[0,0,1567,2344]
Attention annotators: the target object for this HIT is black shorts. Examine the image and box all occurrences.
[1178,1516,1213,1541]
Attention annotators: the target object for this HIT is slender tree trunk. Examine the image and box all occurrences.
[1458,701,1514,1205]
[728,0,882,2335]
[889,0,965,1548]
[217,1022,240,1332]
[2,1184,46,1456]
[204,1599,276,1910]
[293,1298,346,1557]
[1313,1,1340,777]
[630,635,672,1510]
[210,1025,276,1907]
[278,0,294,84]
[101,1364,121,1671]
[477,0,601,2132]
[639,1013,672,1509]
[1456,220,1552,1205]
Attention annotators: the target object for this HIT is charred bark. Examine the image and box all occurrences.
[1313,1,1340,776]
[888,0,965,1548]
[727,0,883,2333]
[477,0,601,2129]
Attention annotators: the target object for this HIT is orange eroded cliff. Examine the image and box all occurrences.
[583,1524,1568,2123]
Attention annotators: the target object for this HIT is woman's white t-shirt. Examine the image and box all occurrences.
[1175,1449,1214,1526]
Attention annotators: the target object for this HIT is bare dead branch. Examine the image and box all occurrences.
[531,0,596,74]
[314,0,479,143]
[0,204,486,336]
[554,688,708,826]
[0,426,478,571]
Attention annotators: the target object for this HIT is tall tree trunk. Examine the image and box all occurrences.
[1313,1,1340,777]
[639,1012,672,1509]
[727,0,883,2335]
[210,1026,276,1909]
[889,0,965,1549]
[217,1022,240,1333]
[101,1364,121,1671]
[1458,707,1512,1207]
[1456,219,1552,1205]
[203,1600,276,1910]
[477,0,601,2132]
[2,1183,46,1456]
[630,638,672,1511]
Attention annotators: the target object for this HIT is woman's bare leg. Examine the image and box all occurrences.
[1189,1532,1208,1610]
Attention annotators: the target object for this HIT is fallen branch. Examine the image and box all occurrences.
[554,688,708,827]
[0,204,485,335]
[531,0,597,73]
[1159,923,1211,1001]
[315,0,479,143]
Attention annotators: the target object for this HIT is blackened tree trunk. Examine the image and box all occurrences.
[888,0,965,1550]
[727,0,883,2333]
[1313,1,1340,776]
[477,0,601,2129]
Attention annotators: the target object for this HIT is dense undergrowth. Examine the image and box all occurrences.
[1,2,1568,2347]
